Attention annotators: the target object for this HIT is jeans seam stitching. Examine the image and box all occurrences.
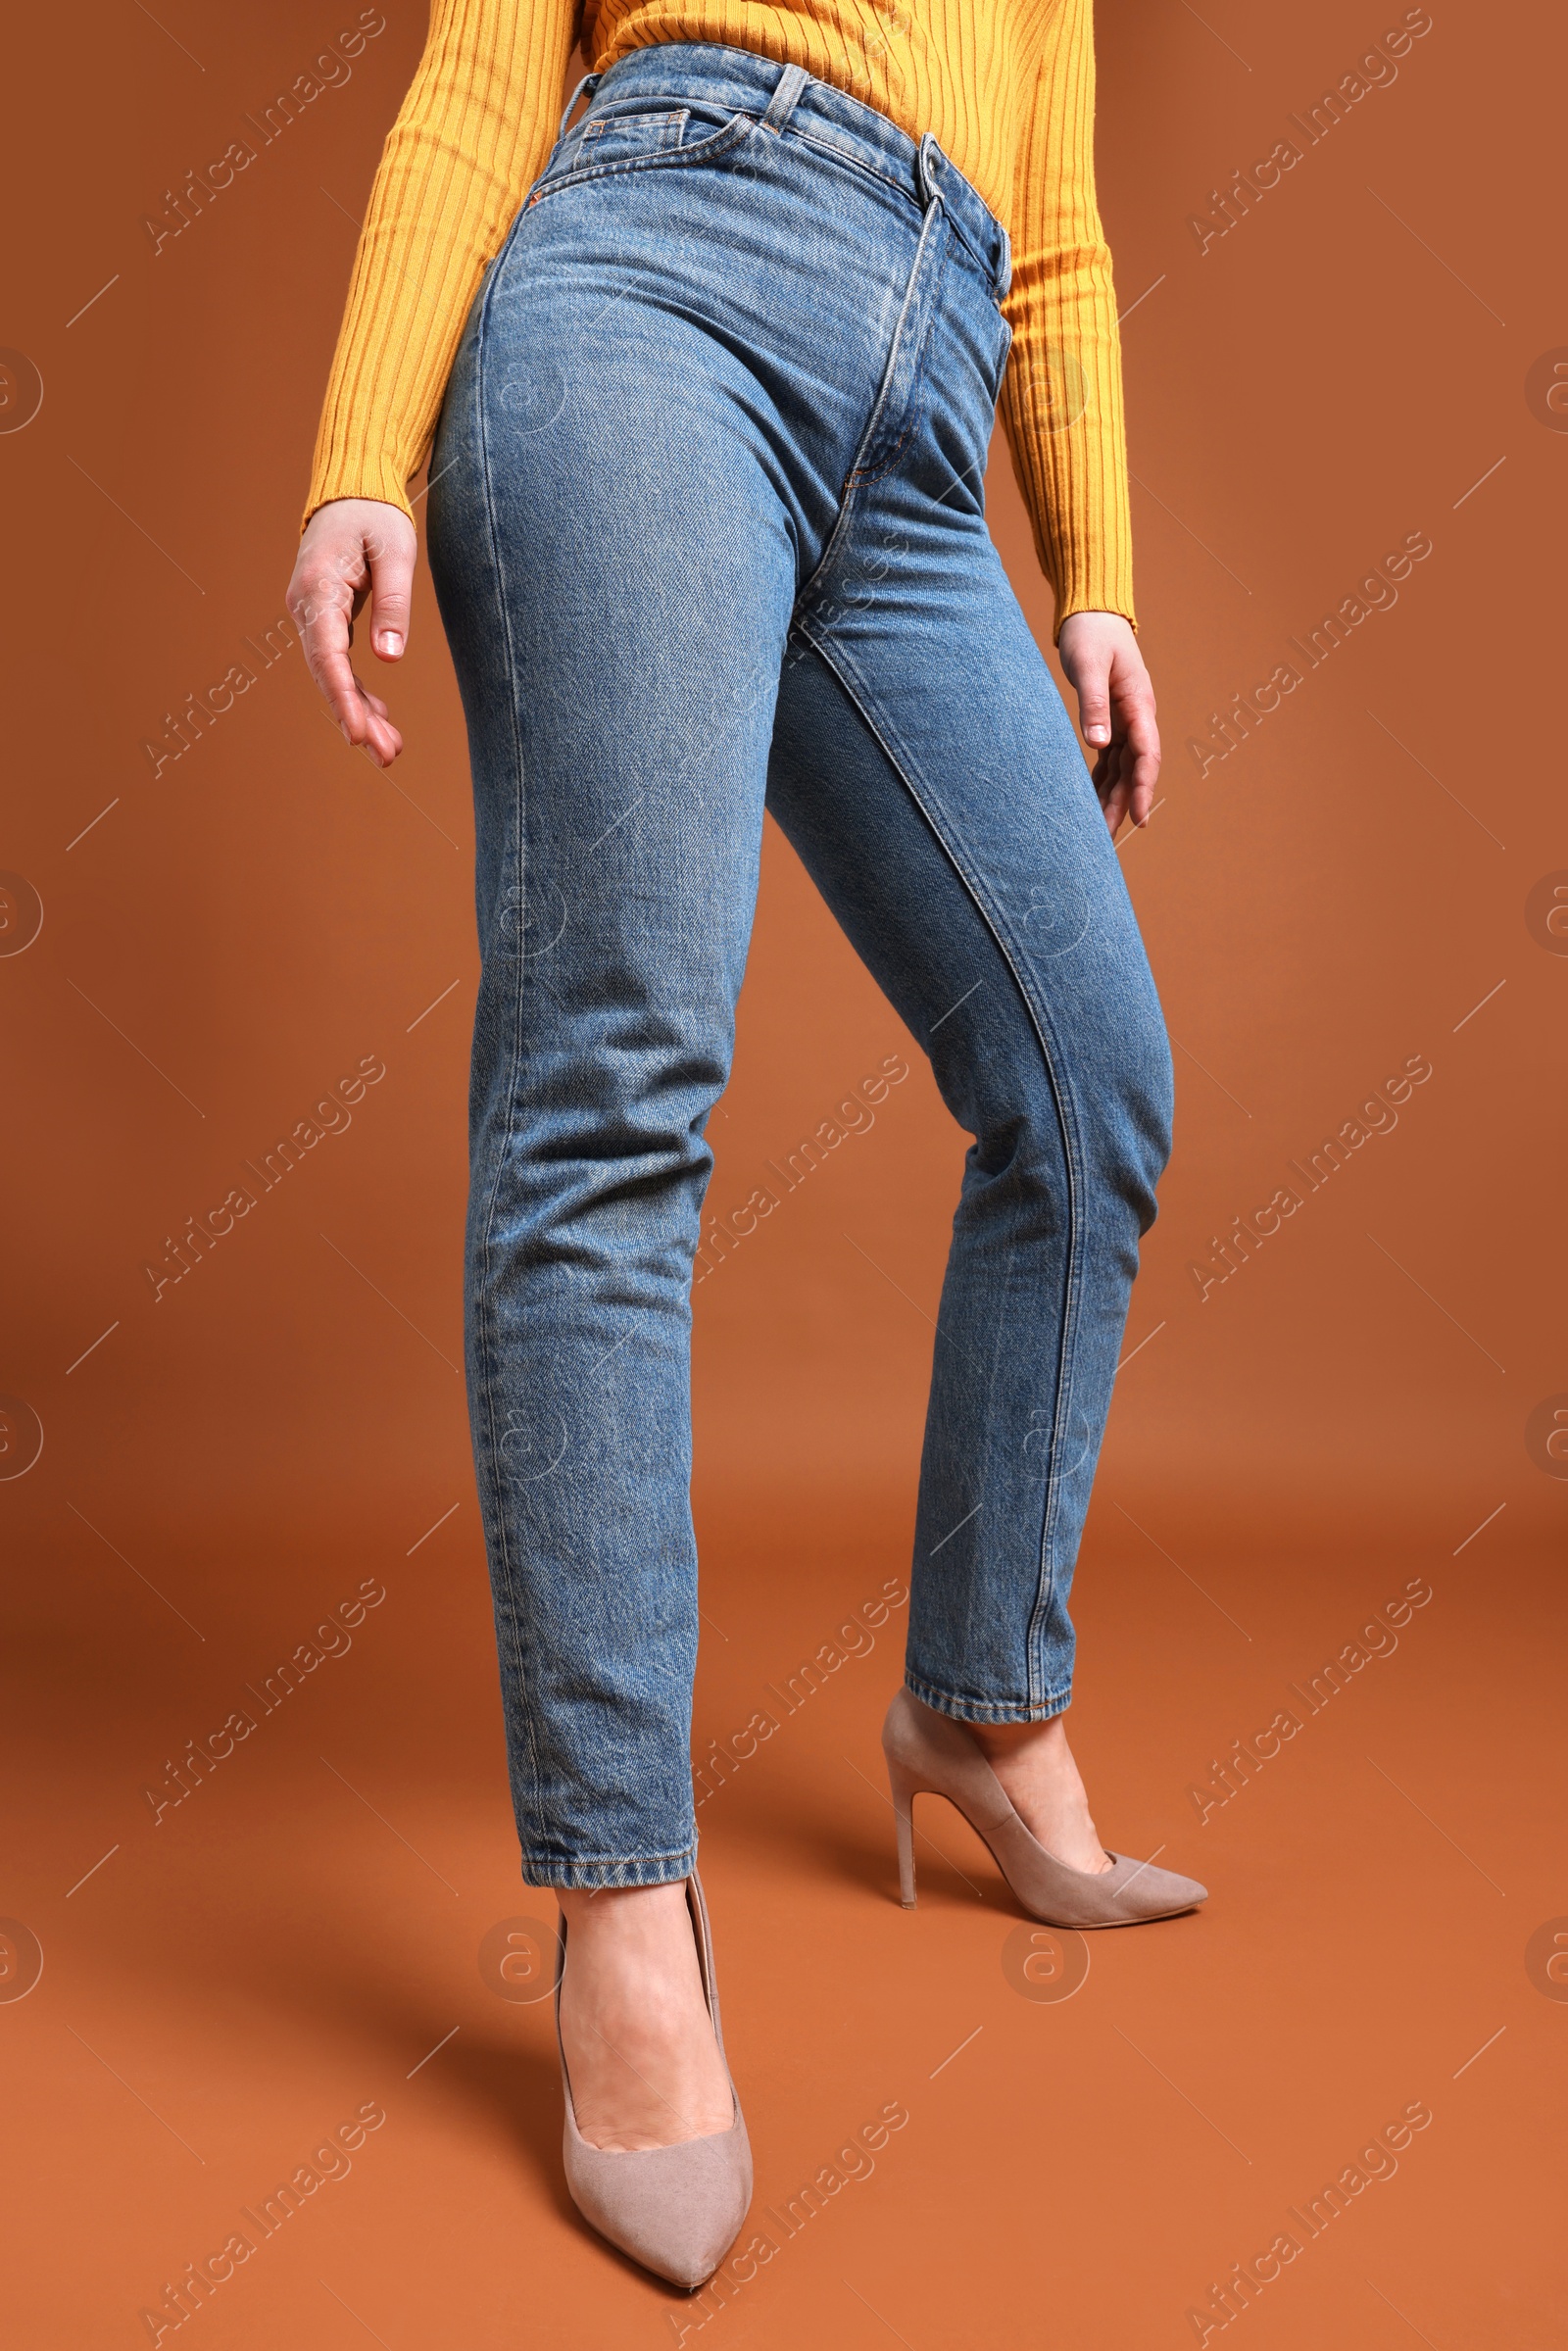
[849,208,948,487]
[906,1670,1074,1724]
[471,245,549,1860]
[783,123,927,216]
[782,129,997,290]
[526,110,756,205]
[525,1844,699,1886]
[847,231,946,487]
[792,199,946,614]
[789,621,1087,1717]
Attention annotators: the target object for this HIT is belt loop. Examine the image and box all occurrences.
[760,60,809,132]
[557,68,602,141]
[916,130,946,215]
[996,222,1012,301]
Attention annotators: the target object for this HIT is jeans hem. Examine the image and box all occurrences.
[520,1844,698,1890]
[905,1671,1073,1726]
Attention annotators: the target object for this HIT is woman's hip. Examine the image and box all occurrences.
[529,41,1009,300]
[429,43,1010,600]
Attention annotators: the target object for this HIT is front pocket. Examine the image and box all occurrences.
[527,106,757,209]
[574,106,689,166]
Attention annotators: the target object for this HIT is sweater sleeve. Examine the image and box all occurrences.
[997,0,1135,638]
[303,0,583,531]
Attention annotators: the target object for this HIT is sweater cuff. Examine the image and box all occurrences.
[1049,578,1138,645]
[300,451,418,538]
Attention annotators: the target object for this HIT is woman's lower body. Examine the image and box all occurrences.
[427,42,1173,1893]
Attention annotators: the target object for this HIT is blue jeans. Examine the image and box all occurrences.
[427,43,1173,1888]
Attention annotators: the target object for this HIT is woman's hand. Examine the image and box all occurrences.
[1056,611,1160,839]
[287,498,416,768]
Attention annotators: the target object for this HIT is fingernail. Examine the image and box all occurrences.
[340,721,352,744]
[376,631,404,657]
[1088,724,1109,744]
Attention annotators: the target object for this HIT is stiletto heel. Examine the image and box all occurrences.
[555,1872,752,2287]
[880,1689,1207,1930]
[889,1762,918,1907]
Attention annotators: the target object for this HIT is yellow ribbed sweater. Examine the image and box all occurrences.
[306,0,1134,630]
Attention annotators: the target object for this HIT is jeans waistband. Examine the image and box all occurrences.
[564,40,1012,302]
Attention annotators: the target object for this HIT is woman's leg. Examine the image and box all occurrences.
[423,53,962,2139]
[767,597,1173,1856]
[429,244,802,1905]
[429,292,792,2130]
[425,170,812,2149]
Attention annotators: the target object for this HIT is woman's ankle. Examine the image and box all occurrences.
[966,1708,1071,1762]
[964,1709,1114,1873]
[558,1879,691,1939]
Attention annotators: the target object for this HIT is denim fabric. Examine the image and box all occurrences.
[426,42,1173,1888]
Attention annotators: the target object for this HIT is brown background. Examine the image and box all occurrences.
[2,0,1563,2343]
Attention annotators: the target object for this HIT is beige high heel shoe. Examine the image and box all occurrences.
[555,1872,753,2288]
[882,1689,1207,1928]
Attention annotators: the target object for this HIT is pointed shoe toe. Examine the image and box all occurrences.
[563,2105,753,2287]
[1097,1853,1207,1924]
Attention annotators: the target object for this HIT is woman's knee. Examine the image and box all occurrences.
[952,977,1172,1224]
[1083,978,1173,1222]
